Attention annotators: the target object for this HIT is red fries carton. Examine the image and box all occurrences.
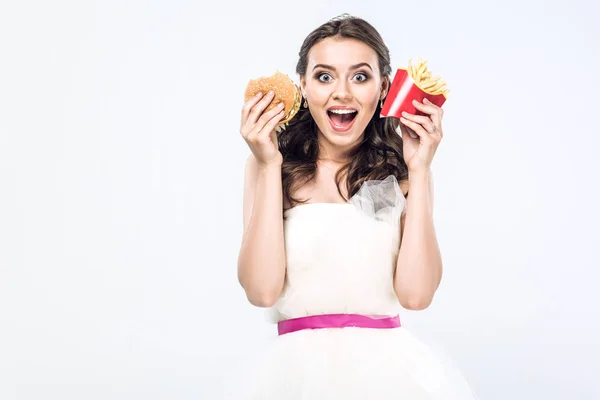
[381,59,449,118]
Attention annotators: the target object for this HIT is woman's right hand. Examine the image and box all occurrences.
[240,90,285,166]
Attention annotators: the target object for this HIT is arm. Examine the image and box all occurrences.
[237,153,286,308]
[394,168,442,310]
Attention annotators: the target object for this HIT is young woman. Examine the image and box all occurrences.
[236,14,478,399]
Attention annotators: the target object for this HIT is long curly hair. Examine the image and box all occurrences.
[278,14,409,210]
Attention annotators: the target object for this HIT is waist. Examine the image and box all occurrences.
[277,313,401,335]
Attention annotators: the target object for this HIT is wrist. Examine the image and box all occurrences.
[408,168,431,180]
[257,160,282,173]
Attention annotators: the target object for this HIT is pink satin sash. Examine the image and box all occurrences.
[277,313,401,335]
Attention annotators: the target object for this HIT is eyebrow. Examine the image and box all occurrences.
[312,62,373,72]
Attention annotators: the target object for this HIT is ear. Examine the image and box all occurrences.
[299,75,307,97]
[381,76,390,100]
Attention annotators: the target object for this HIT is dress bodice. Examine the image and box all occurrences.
[266,175,406,323]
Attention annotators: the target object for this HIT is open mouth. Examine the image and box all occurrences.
[327,108,358,132]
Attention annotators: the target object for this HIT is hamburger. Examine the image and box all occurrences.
[244,71,302,130]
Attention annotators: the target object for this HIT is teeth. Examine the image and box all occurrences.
[329,109,357,115]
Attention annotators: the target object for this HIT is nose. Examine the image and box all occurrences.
[332,80,352,101]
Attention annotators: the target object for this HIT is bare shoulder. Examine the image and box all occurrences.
[398,179,409,197]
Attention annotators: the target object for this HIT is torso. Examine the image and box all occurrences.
[283,162,348,210]
[282,161,410,211]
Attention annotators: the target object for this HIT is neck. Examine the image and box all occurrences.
[317,134,353,164]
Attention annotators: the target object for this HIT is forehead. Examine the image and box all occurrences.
[306,37,379,72]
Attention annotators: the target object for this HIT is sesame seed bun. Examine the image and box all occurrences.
[244,71,302,126]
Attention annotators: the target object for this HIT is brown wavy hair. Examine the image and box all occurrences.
[278,14,409,211]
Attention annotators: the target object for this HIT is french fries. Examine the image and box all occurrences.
[380,58,448,118]
[407,58,450,97]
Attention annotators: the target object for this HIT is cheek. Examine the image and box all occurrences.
[308,87,331,106]
[356,85,380,107]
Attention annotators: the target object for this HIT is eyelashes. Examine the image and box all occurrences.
[315,72,370,83]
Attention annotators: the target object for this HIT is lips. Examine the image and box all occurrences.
[327,107,358,132]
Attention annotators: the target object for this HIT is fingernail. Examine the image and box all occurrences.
[401,111,408,117]
[268,90,274,96]
[412,99,418,105]
[423,98,430,103]
[256,92,263,98]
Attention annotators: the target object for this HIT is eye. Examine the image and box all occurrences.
[317,72,333,82]
[353,72,369,82]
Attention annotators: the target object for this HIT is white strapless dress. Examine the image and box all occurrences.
[233,175,479,399]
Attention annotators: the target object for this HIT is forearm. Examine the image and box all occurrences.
[394,169,442,309]
[237,163,286,307]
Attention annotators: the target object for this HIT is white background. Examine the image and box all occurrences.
[1,0,599,399]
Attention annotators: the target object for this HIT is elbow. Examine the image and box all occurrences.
[237,245,286,308]
[246,290,280,308]
[400,297,432,311]
[237,271,281,308]
[395,291,433,311]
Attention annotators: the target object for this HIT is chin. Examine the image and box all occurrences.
[330,130,359,144]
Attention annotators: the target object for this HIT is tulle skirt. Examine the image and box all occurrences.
[230,326,479,399]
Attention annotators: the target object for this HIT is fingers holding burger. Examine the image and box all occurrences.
[243,71,302,131]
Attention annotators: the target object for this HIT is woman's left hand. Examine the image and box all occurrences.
[399,98,444,174]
